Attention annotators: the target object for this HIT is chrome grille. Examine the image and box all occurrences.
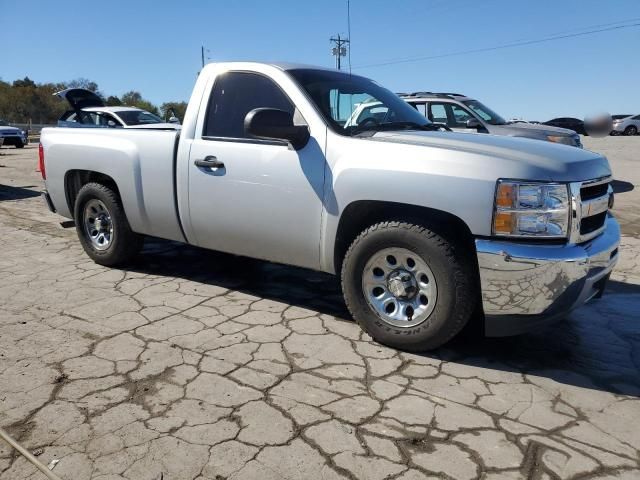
[569,176,612,243]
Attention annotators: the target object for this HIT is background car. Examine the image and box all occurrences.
[542,117,586,135]
[0,119,27,148]
[55,88,180,129]
[394,92,582,147]
[610,114,640,136]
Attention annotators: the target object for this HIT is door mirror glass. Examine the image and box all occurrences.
[168,116,180,124]
[466,118,481,129]
[245,108,310,150]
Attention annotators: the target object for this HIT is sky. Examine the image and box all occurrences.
[1,0,639,121]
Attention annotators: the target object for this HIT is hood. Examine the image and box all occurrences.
[54,88,104,110]
[496,122,578,137]
[123,123,182,130]
[0,125,21,133]
[369,130,610,182]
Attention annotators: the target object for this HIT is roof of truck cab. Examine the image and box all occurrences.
[203,61,338,73]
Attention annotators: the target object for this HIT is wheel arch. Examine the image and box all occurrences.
[332,200,476,275]
[64,170,122,215]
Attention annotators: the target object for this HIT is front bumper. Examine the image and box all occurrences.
[1,136,24,146]
[476,215,620,336]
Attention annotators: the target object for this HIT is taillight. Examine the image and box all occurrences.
[38,143,46,180]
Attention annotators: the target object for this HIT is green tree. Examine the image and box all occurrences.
[120,91,159,115]
[160,101,188,122]
[0,77,173,125]
[67,78,101,96]
[12,77,36,88]
[105,96,122,106]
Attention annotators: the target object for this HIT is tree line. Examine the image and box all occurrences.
[0,77,187,125]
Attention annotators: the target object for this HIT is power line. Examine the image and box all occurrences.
[354,22,640,69]
[508,16,640,43]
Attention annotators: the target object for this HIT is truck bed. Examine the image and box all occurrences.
[41,127,185,242]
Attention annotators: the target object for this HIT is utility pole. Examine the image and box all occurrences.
[330,34,349,70]
[201,46,205,68]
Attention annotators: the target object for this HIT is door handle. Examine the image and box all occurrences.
[194,156,225,169]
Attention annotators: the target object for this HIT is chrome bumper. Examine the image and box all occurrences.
[476,215,620,336]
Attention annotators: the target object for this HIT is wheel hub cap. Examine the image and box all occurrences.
[362,247,438,328]
[83,199,113,251]
[387,270,418,299]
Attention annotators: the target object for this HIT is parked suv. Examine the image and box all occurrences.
[398,92,582,147]
[610,114,640,136]
[0,119,27,148]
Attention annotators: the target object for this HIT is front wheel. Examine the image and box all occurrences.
[624,126,637,136]
[341,221,477,351]
[74,182,143,266]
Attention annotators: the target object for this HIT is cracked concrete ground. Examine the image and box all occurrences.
[0,137,639,480]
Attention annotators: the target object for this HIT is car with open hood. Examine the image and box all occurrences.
[55,88,180,129]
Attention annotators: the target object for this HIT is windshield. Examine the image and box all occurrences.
[116,110,163,126]
[288,69,433,135]
[462,100,507,125]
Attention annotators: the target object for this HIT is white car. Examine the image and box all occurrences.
[0,119,28,148]
[56,89,180,129]
[611,114,640,136]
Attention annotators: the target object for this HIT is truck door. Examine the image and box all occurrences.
[186,71,326,270]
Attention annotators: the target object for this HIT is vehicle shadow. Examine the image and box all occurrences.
[0,185,41,201]
[130,237,639,398]
[612,179,635,194]
[607,279,640,295]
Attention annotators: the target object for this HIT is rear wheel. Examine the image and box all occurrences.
[341,221,477,351]
[15,140,24,148]
[74,183,143,266]
[624,125,637,136]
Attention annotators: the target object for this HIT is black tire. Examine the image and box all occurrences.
[15,141,24,148]
[341,221,477,351]
[624,126,637,136]
[74,182,143,266]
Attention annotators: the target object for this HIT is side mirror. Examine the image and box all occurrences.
[168,116,180,124]
[244,108,310,150]
[107,120,117,128]
[466,118,481,129]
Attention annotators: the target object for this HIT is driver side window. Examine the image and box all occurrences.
[428,102,474,128]
[449,105,473,128]
[204,72,295,139]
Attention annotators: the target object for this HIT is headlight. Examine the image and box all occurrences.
[493,180,570,238]
[546,135,575,146]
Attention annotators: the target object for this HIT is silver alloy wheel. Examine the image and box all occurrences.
[83,199,113,251]
[362,247,438,328]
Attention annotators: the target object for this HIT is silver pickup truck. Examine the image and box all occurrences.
[40,62,620,351]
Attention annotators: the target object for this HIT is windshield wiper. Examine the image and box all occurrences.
[350,121,440,136]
